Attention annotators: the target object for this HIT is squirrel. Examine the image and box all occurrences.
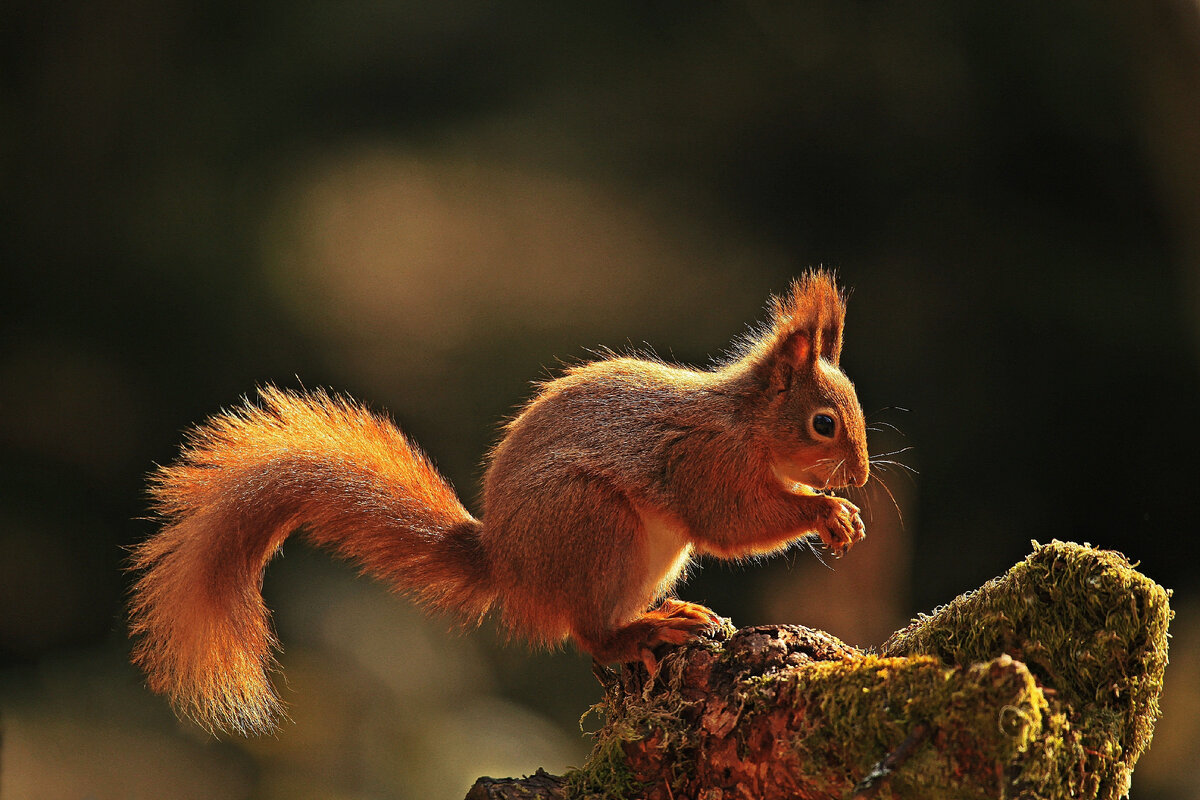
[128,269,870,735]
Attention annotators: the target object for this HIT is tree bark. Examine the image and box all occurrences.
[467,541,1171,800]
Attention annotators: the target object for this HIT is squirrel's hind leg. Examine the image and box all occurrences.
[577,599,720,674]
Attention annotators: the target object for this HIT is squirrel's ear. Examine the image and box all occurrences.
[752,270,848,390]
[782,328,817,369]
[762,327,817,394]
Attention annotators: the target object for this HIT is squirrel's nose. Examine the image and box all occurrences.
[851,459,869,488]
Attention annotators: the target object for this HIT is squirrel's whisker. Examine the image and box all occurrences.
[867,405,910,418]
[871,459,919,478]
[869,445,914,460]
[870,473,905,529]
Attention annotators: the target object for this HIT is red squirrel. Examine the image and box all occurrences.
[129,270,870,735]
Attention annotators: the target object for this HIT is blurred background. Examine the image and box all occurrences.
[2,2,1198,798]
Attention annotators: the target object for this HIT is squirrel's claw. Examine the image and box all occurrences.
[640,647,659,677]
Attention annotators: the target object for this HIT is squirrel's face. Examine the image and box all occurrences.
[768,359,869,491]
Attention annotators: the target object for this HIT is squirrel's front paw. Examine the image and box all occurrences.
[817,497,865,556]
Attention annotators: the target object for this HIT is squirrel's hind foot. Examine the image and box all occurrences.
[578,598,721,675]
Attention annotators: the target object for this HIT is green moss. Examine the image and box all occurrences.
[562,734,644,800]
[563,689,653,800]
[882,540,1172,798]
[564,655,701,800]
[773,654,1051,798]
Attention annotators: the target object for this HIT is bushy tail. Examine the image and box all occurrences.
[128,386,493,735]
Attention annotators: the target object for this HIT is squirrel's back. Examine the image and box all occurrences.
[486,357,732,486]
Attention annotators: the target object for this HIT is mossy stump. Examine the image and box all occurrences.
[467,541,1171,800]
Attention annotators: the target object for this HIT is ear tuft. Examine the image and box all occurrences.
[771,269,848,366]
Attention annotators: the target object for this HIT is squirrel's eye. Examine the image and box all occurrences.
[811,413,837,439]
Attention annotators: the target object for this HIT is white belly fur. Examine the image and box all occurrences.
[634,506,694,608]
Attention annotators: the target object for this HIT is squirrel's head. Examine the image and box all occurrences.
[744,271,869,490]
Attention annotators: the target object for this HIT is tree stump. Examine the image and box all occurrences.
[467,541,1171,799]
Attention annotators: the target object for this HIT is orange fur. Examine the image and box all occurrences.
[129,388,489,734]
[129,270,870,734]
